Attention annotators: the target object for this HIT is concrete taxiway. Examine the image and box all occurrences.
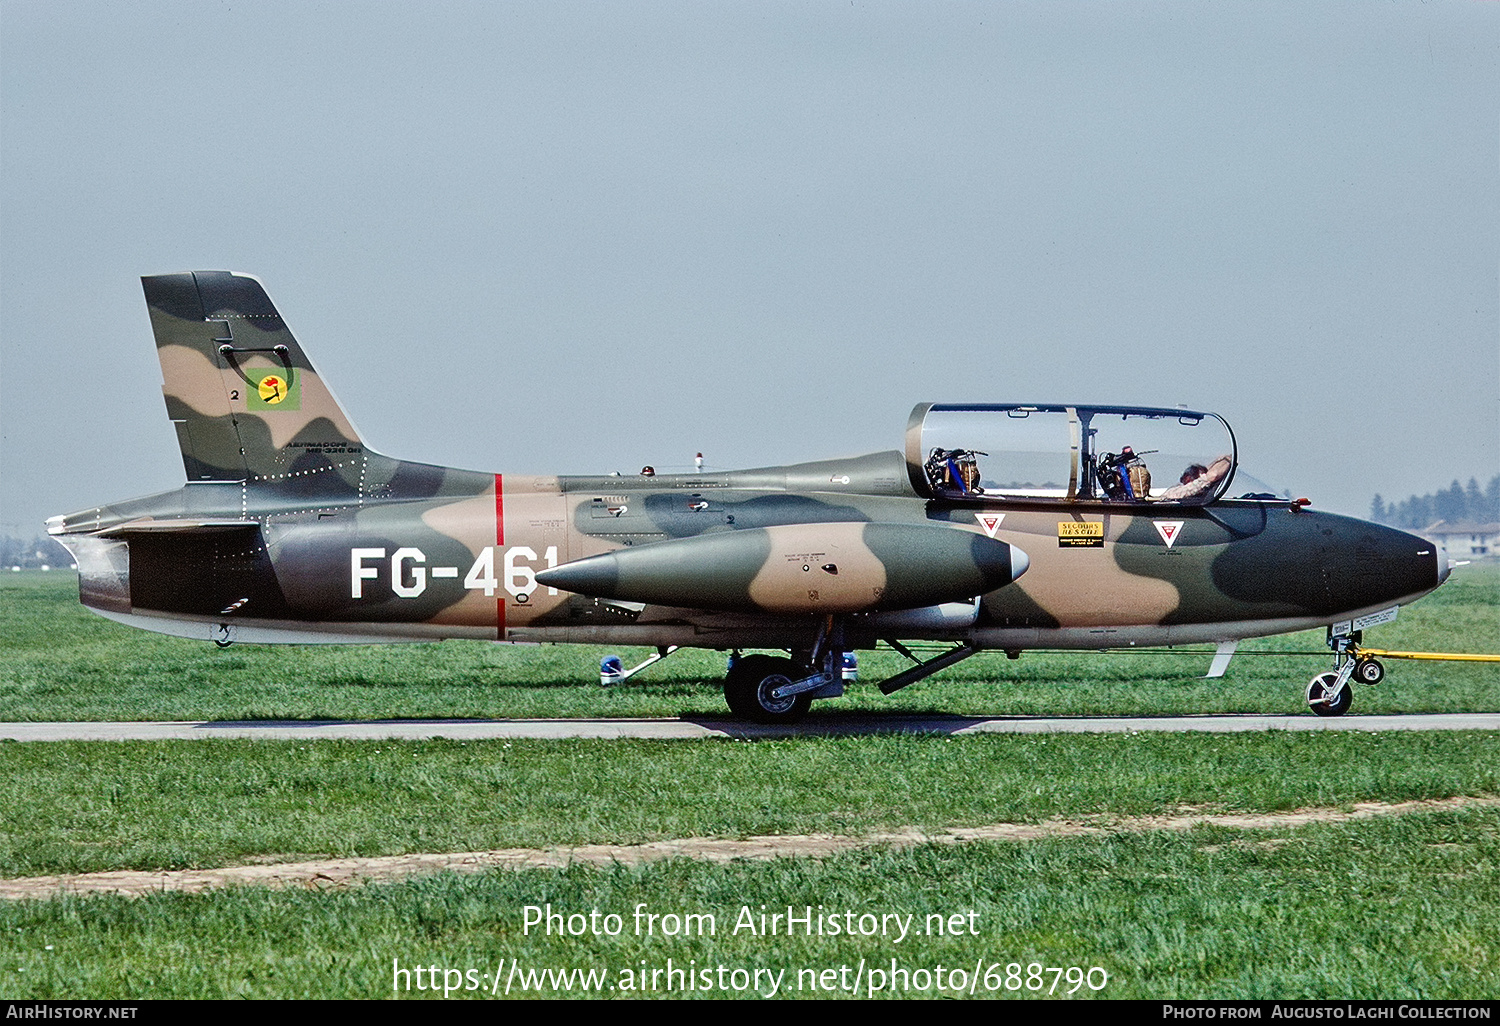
[2,713,1498,742]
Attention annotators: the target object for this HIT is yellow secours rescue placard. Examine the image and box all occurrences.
[1058,521,1105,548]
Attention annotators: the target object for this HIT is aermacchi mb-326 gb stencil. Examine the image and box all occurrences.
[49,272,1450,722]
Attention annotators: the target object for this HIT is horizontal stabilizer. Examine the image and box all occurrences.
[96,518,261,538]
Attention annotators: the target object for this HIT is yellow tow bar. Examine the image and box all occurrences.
[1355,647,1500,663]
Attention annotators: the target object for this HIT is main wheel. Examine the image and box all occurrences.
[1354,658,1385,685]
[1306,670,1353,717]
[724,654,813,724]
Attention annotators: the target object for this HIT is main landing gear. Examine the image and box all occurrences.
[722,617,988,724]
[724,617,846,724]
[725,654,818,723]
[1306,629,1385,717]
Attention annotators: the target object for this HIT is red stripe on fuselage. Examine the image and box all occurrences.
[495,473,505,640]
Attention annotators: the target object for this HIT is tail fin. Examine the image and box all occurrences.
[144,271,368,489]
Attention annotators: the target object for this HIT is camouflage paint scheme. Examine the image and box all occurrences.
[49,272,1447,720]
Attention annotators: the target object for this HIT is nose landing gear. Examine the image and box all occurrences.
[1306,629,1386,716]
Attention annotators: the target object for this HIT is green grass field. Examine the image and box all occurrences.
[1,564,1496,721]
[4,806,1497,999]
[3,731,1498,877]
[0,566,1496,999]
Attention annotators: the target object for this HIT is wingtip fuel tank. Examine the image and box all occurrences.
[535,522,1029,615]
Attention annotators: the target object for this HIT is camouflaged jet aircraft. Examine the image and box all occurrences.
[48,272,1450,722]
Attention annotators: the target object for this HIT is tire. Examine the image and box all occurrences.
[1306,670,1353,717]
[724,654,813,724]
[1354,658,1384,686]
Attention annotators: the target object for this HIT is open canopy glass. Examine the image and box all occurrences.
[904,403,1240,505]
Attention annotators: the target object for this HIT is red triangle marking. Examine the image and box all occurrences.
[974,513,1005,538]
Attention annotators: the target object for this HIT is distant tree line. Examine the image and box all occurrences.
[1370,475,1500,530]
[0,535,73,569]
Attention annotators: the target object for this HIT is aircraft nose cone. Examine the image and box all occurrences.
[1360,525,1447,606]
[1405,528,1447,592]
[1430,534,1453,586]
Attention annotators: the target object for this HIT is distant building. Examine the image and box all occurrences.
[1422,521,1500,560]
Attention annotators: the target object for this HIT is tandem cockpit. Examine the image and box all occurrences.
[905,403,1257,505]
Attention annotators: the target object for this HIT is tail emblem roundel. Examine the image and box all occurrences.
[257,374,287,404]
[248,370,299,410]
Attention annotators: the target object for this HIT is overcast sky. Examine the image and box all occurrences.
[2,1,1496,536]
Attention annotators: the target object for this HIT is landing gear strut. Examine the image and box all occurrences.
[723,618,846,724]
[1307,628,1383,716]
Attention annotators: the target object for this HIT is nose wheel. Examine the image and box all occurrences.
[1306,670,1353,716]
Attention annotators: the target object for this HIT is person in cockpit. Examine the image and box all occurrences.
[1158,456,1232,501]
[1178,463,1209,487]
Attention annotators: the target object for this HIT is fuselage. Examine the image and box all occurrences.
[51,448,1446,654]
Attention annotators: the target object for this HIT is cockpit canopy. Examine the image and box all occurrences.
[904,403,1239,505]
